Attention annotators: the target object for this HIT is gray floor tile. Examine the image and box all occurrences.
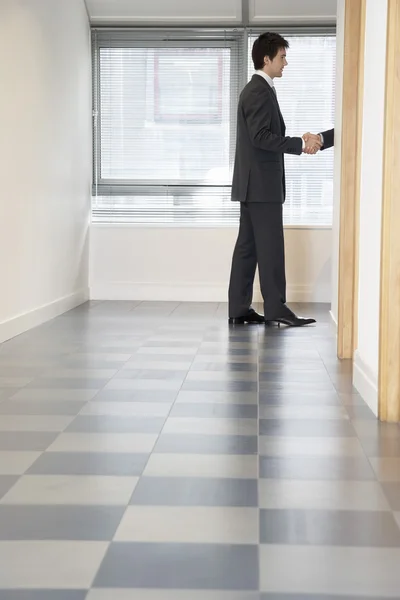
[88,592,259,600]
[345,405,377,420]
[170,403,258,418]
[259,456,376,480]
[26,378,108,390]
[370,458,400,482]
[0,505,124,540]
[186,371,257,382]
[258,480,390,511]
[48,433,158,454]
[113,369,187,381]
[259,594,400,599]
[0,401,86,416]
[176,391,258,404]
[259,371,332,384]
[94,542,258,590]
[259,545,400,595]
[0,378,33,388]
[0,477,18,501]
[115,506,258,543]
[137,347,198,356]
[353,421,400,440]
[80,402,171,417]
[0,475,138,505]
[361,437,400,457]
[143,453,257,479]
[105,379,183,392]
[259,419,356,437]
[193,354,257,364]
[0,541,108,589]
[259,509,400,546]
[0,432,58,451]
[259,436,365,457]
[0,592,87,600]
[259,406,348,420]
[382,483,400,509]
[0,452,41,475]
[27,452,149,476]
[163,417,257,436]
[93,390,178,403]
[155,434,258,455]
[121,360,192,371]
[66,415,165,434]
[182,381,257,392]
[11,389,99,402]
[41,369,117,379]
[258,391,341,406]
[259,381,336,393]
[130,477,258,506]
[0,416,74,432]
[191,362,257,372]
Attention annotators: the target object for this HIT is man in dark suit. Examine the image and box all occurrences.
[228,32,320,327]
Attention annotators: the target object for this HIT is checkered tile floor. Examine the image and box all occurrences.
[0,301,400,599]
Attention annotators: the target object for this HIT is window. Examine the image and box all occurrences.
[92,30,243,225]
[92,29,335,226]
[248,33,336,226]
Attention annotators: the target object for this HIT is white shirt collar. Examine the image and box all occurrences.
[255,69,274,89]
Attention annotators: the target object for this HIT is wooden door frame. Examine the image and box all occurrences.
[337,0,366,359]
[378,0,400,421]
[336,0,366,360]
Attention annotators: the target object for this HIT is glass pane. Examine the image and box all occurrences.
[99,47,232,183]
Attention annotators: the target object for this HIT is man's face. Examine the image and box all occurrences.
[264,48,288,79]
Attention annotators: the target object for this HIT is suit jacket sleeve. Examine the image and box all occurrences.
[320,128,334,150]
[244,90,303,155]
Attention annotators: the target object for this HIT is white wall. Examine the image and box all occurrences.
[353,0,388,415]
[86,0,242,24]
[0,0,91,343]
[249,0,337,24]
[86,0,337,25]
[90,227,332,303]
[330,0,345,324]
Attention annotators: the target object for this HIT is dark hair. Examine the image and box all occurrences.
[252,32,289,70]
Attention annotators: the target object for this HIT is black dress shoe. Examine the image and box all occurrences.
[266,308,316,327]
[228,310,265,325]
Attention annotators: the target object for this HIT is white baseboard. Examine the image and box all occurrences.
[0,288,90,344]
[329,310,338,327]
[353,350,378,417]
[90,281,330,303]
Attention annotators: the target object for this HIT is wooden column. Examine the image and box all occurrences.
[378,0,400,421]
[337,0,366,359]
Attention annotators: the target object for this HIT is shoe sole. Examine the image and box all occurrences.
[228,318,265,325]
[266,319,316,327]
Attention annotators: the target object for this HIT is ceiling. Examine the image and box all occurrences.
[84,0,337,26]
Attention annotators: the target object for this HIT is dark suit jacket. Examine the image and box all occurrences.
[321,128,334,150]
[231,74,302,203]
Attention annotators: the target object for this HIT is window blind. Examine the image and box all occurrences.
[247,33,336,226]
[92,29,244,225]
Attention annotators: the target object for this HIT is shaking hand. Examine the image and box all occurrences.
[302,132,322,155]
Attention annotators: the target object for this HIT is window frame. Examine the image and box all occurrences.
[92,29,245,193]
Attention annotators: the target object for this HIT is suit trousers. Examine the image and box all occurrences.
[228,201,286,319]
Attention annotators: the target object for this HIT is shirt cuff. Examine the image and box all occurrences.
[319,133,324,146]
